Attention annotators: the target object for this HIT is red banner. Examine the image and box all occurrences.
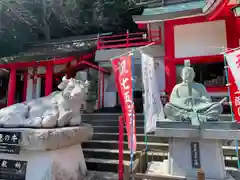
[228,68,240,122]
[112,56,136,152]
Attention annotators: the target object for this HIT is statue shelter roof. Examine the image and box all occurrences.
[0,34,98,65]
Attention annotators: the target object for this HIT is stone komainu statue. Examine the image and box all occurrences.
[0,76,89,128]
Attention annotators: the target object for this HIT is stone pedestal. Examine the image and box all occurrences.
[153,121,240,180]
[168,138,227,179]
[0,124,93,180]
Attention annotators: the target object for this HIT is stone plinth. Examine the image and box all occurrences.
[153,121,240,180]
[0,124,93,180]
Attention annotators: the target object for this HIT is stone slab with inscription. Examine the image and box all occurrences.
[0,124,93,151]
[0,144,87,180]
[0,125,93,180]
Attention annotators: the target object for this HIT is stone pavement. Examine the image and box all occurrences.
[84,171,118,180]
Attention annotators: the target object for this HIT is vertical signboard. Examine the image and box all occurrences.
[0,159,27,180]
[190,142,201,168]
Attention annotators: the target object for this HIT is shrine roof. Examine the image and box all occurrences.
[133,0,205,23]
[143,1,205,16]
[0,34,97,65]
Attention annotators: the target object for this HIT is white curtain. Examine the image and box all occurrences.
[141,53,165,133]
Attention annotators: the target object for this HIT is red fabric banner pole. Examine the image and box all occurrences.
[118,115,124,180]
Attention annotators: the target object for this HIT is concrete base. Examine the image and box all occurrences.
[146,161,236,180]
[146,137,237,180]
[0,144,87,180]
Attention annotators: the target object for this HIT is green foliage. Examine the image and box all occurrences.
[0,0,138,58]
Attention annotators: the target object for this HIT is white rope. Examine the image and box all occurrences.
[220,46,240,54]
[109,42,155,61]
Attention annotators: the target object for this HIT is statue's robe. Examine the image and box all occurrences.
[164,82,223,121]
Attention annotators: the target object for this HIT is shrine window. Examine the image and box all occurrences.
[176,61,226,87]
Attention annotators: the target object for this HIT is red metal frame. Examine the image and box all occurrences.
[2,51,109,108]
[173,55,227,92]
[164,14,238,94]
[207,0,230,21]
[97,29,162,50]
[0,57,75,69]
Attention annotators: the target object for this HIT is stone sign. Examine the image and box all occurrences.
[0,159,27,180]
[190,142,201,168]
[0,131,21,154]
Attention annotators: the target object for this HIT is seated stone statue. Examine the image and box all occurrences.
[164,60,224,122]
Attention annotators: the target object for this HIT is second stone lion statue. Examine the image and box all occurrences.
[0,76,89,128]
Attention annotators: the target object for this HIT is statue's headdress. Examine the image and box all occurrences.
[181,60,195,81]
[184,60,191,67]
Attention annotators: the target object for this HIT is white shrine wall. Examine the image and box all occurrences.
[174,20,227,58]
[102,57,166,107]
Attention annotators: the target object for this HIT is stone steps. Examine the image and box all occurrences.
[92,126,144,134]
[82,113,232,122]
[85,158,130,173]
[82,140,166,151]
[83,148,167,161]
[83,112,235,174]
[83,120,145,126]
[82,114,144,121]
[91,132,166,143]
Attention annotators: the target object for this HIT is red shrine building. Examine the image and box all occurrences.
[95,0,240,112]
[0,35,109,111]
[0,0,239,112]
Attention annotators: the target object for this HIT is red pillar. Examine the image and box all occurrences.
[101,72,104,107]
[226,15,239,49]
[164,21,176,94]
[7,67,16,106]
[97,71,101,109]
[45,63,53,96]
[22,71,28,102]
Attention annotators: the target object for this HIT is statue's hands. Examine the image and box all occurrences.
[184,98,193,106]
